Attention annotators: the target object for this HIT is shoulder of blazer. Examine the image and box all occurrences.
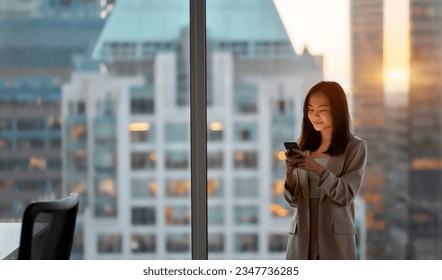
[347,134,367,152]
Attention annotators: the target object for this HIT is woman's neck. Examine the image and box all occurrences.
[320,129,332,145]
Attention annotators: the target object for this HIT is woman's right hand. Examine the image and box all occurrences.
[285,149,303,174]
[284,149,303,192]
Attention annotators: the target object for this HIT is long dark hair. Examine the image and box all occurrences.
[298,81,351,156]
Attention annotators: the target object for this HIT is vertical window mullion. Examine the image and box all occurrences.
[190,0,207,259]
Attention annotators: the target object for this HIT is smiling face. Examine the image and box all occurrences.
[307,91,333,133]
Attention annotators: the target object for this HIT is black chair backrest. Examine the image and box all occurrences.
[18,193,79,260]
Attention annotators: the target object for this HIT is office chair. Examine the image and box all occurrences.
[18,193,79,260]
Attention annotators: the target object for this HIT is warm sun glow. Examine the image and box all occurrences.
[275,0,409,96]
[385,68,409,94]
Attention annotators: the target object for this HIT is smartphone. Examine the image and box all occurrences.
[283,142,300,150]
[283,142,301,158]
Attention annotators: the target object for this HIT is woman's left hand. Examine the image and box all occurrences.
[292,149,325,176]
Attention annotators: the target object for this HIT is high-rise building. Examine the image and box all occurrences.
[408,0,442,259]
[384,92,409,259]
[0,77,62,218]
[350,0,386,259]
[0,1,104,219]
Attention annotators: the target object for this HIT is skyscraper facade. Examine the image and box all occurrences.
[408,0,442,259]
[350,0,386,259]
[0,0,104,220]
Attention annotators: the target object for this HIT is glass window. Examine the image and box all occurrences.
[165,205,190,225]
[165,178,190,197]
[166,233,190,254]
[233,177,258,197]
[131,207,156,225]
[97,234,122,254]
[233,122,258,142]
[234,205,259,225]
[131,151,156,170]
[131,234,156,253]
[268,234,287,252]
[130,124,155,143]
[208,151,223,169]
[165,151,188,169]
[234,233,258,253]
[208,205,223,225]
[207,178,224,198]
[208,233,224,253]
[233,151,258,169]
[165,123,188,143]
[131,179,157,198]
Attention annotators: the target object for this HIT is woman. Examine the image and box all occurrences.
[284,81,367,260]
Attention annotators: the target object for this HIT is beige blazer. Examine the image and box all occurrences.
[284,135,367,260]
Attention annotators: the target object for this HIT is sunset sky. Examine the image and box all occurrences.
[274,0,409,94]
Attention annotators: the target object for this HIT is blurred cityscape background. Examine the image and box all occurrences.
[0,0,441,260]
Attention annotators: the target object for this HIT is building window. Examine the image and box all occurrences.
[77,100,86,115]
[0,138,11,150]
[17,119,45,130]
[165,123,188,143]
[131,234,156,253]
[233,151,258,169]
[207,178,224,198]
[234,234,258,253]
[234,122,258,142]
[165,205,190,225]
[208,151,223,169]
[234,84,258,114]
[131,151,156,170]
[130,124,155,143]
[268,234,287,252]
[208,233,224,253]
[166,233,190,253]
[131,179,157,198]
[97,234,122,254]
[0,119,11,131]
[208,206,224,225]
[165,151,188,169]
[131,98,154,115]
[132,207,156,225]
[166,179,190,197]
[234,177,258,197]
[234,205,258,225]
